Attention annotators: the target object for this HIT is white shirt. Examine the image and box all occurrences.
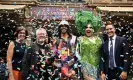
[70,35,76,45]
[108,35,117,68]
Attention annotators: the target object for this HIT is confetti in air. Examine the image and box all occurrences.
[0,0,133,79]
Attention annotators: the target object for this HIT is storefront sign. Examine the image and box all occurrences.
[30,6,92,20]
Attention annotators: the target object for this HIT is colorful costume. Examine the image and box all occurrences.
[75,10,102,79]
[79,36,102,79]
[52,36,83,80]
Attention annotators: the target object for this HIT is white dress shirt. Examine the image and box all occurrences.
[108,35,117,68]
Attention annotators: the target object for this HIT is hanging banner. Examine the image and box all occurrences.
[30,6,92,20]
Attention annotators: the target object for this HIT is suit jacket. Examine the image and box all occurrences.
[100,36,130,74]
[22,42,54,80]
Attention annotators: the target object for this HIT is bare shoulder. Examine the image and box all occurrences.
[8,41,15,48]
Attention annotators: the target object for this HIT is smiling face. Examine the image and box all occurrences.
[36,28,47,44]
[60,24,68,34]
[105,24,116,38]
[85,24,94,37]
[18,30,26,41]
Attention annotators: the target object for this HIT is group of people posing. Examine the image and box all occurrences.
[6,20,130,80]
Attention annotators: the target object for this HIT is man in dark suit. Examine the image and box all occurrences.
[100,22,130,80]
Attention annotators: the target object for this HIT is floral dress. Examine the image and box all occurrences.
[79,36,102,79]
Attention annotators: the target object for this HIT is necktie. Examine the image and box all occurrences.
[109,38,114,69]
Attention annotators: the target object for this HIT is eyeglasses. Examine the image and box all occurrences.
[86,26,93,29]
[60,24,69,27]
[89,27,93,29]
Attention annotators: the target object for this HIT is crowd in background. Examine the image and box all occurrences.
[0,19,132,80]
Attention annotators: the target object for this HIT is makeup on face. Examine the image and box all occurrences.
[86,26,93,29]
[86,24,93,29]
[85,26,93,33]
[85,24,94,37]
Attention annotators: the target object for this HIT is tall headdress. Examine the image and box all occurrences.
[75,10,101,35]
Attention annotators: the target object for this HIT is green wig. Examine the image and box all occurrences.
[75,10,101,35]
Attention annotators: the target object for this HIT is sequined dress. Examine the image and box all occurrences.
[79,36,102,79]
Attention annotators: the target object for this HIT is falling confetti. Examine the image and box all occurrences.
[0,0,133,79]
